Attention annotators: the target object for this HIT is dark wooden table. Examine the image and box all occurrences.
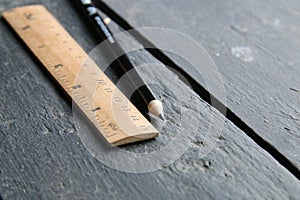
[0,0,299,199]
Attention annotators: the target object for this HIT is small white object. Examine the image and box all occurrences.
[148,100,165,120]
[81,0,92,5]
[87,6,97,16]
[103,17,111,25]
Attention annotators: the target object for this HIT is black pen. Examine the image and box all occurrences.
[76,0,165,120]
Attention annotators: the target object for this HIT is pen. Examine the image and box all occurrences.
[76,0,165,120]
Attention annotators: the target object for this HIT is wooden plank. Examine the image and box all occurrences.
[0,0,299,199]
[102,0,300,169]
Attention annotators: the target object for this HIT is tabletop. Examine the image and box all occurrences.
[0,0,299,199]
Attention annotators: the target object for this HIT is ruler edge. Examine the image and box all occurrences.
[2,4,159,146]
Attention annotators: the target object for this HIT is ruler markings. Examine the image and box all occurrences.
[3,5,158,146]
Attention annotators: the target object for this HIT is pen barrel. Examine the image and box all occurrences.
[76,0,156,111]
[77,0,114,43]
[110,43,156,102]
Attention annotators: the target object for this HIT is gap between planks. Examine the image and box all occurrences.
[92,0,300,180]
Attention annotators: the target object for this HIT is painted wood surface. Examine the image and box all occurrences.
[0,0,299,199]
[102,0,300,170]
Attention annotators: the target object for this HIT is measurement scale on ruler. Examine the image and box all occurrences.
[2,5,158,146]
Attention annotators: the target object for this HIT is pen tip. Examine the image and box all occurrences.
[148,100,165,120]
[159,114,165,121]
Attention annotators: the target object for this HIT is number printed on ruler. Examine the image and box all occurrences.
[3,5,158,146]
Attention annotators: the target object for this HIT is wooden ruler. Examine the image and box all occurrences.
[2,5,158,146]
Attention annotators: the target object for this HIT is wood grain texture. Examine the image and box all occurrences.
[0,0,299,199]
[102,0,300,169]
